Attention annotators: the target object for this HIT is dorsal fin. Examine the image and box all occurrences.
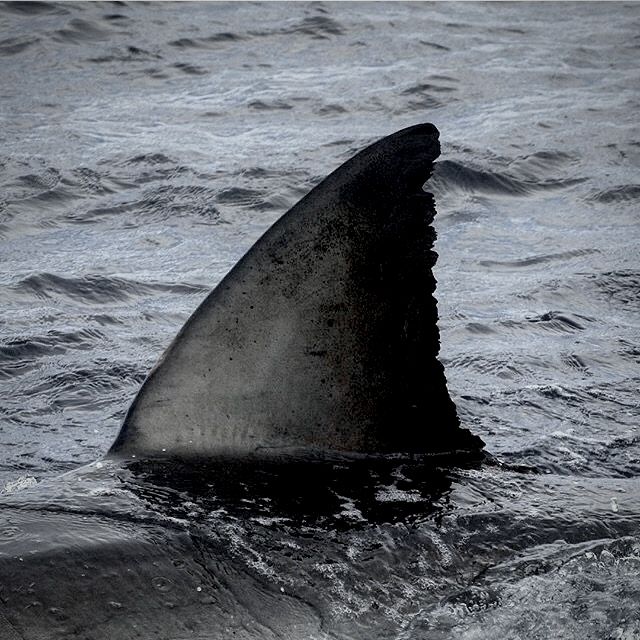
[109,123,484,459]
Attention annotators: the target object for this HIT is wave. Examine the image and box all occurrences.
[456,310,594,340]
[125,153,174,166]
[404,95,444,110]
[15,168,61,191]
[173,62,207,76]
[479,248,599,269]
[402,82,457,95]
[587,270,640,307]
[431,157,585,197]
[102,13,130,23]
[63,167,115,195]
[165,15,343,52]
[88,46,162,64]
[52,18,111,45]
[215,187,267,208]
[494,380,640,478]
[0,157,309,227]
[227,167,316,210]
[444,353,532,379]
[0,35,40,56]
[279,15,344,39]
[11,273,207,304]
[248,100,294,111]
[419,40,450,51]
[524,310,591,333]
[169,37,207,49]
[317,104,348,116]
[0,2,66,15]
[23,363,146,406]
[169,32,244,49]
[0,328,105,368]
[77,184,223,225]
[588,184,640,203]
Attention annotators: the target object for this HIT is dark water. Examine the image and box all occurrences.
[0,2,639,638]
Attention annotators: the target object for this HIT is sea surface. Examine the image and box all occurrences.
[0,2,639,639]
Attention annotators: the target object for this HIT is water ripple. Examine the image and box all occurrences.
[80,184,223,225]
[588,270,640,306]
[0,35,40,55]
[588,184,640,203]
[479,248,599,269]
[280,15,345,39]
[11,273,207,304]
[169,32,244,49]
[0,328,105,365]
[52,18,111,45]
[88,46,162,64]
[0,1,66,15]
[524,311,592,333]
[431,159,586,197]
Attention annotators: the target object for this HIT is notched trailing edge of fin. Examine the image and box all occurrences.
[109,123,485,461]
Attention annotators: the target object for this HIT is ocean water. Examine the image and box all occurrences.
[0,2,639,638]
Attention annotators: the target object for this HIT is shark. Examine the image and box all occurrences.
[6,125,631,639]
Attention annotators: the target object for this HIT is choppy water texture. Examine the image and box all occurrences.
[0,2,638,639]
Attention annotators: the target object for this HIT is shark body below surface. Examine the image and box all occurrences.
[1,456,637,640]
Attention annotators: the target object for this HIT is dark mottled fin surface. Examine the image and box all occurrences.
[109,124,484,460]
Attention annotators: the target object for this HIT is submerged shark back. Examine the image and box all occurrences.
[109,124,483,459]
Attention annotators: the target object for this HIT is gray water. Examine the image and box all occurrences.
[0,2,639,638]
